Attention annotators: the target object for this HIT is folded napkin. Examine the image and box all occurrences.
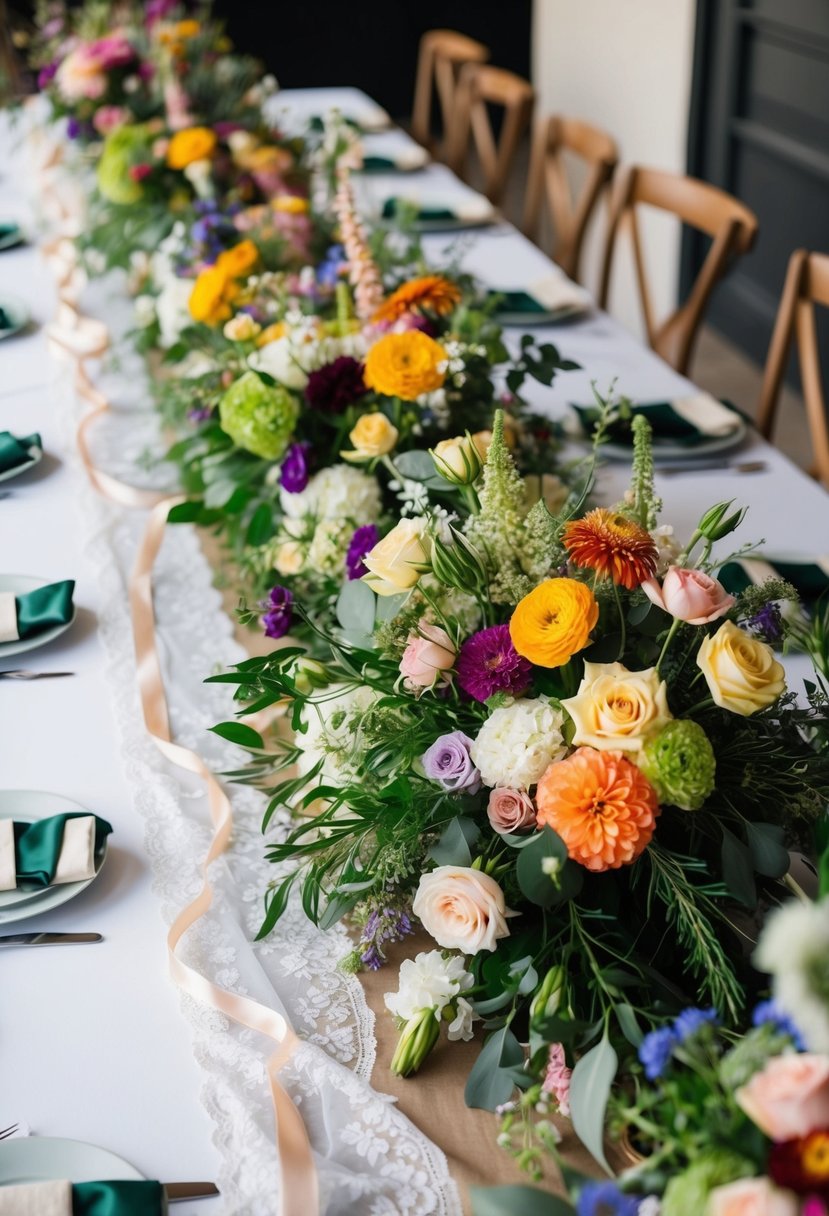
[0,306,11,331]
[0,812,112,892]
[360,148,429,173]
[0,221,22,245]
[719,556,829,601]
[380,195,493,224]
[0,431,41,475]
[0,578,74,645]
[489,275,591,318]
[0,1180,165,1215]
[573,394,743,446]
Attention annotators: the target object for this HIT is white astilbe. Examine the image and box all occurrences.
[470,697,568,790]
[754,897,829,1051]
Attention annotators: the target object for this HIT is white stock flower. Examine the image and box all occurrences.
[280,465,382,524]
[651,524,683,577]
[755,898,829,1051]
[133,294,156,327]
[470,697,567,790]
[384,951,474,1021]
[447,996,477,1042]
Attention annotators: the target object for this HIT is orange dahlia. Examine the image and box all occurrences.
[536,747,659,871]
[363,330,446,401]
[372,275,462,325]
[563,508,658,590]
[509,578,599,668]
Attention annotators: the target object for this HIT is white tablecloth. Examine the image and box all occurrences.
[0,88,826,1216]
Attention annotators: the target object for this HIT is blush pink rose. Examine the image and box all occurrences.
[736,1054,829,1141]
[707,1178,798,1216]
[487,788,536,834]
[642,566,735,625]
[413,866,516,952]
[399,619,456,689]
[92,105,129,135]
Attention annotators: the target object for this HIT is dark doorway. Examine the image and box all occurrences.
[684,0,829,379]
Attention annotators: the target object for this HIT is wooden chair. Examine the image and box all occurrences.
[598,165,758,375]
[523,114,619,283]
[757,250,829,486]
[447,63,535,207]
[410,29,490,157]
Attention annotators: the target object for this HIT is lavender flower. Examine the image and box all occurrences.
[280,442,310,494]
[305,356,367,414]
[638,1026,677,1080]
[748,601,784,644]
[421,731,481,794]
[456,624,532,703]
[261,585,293,639]
[358,903,414,970]
[346,525,379,580]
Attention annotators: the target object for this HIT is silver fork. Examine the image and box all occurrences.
[0,1124,19,1140]
[0,670,74,680]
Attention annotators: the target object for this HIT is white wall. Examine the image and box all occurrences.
[532,0,697,342]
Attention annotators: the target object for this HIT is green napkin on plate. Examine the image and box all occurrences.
[0,1179,165,1215]
[0,812,112,891]
[381,197,456,222]
[0,306,11,331]
[573,394,743,446]
[0,431,42,475]
[719,557,829,602]
[0,579,75,644]
[487,290,549,315]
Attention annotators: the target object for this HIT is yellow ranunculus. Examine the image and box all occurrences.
[189,265,237,326]
[272,194,308,215]
[362,518,430,597]
[341,413,399,462]
[431,435,482,485]
[215,239,259,280]
[562,662,672,752]
[363,330,446,401]
[696,620,786,715]
[166,126,217,170]
[509,578,599,668]
[175,19,201,38]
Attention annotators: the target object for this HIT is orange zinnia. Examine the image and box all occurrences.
[536,747,658,871]
[563,508,658,590]
[372,274,462,325]
[509,578,599,668]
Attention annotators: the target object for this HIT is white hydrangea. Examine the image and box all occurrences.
[280,465,381,524]
[470,697,568,790]
[298,683,379,784]
[249,324,367,391]
[755,897,829,1051]
[133,294,156,328]
[384,951,474,1021]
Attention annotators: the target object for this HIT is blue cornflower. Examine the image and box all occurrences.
[638,1026,677,1080]
[752,999,806,1049]
[673,1006,719,1042]
[576,1180,640,1216]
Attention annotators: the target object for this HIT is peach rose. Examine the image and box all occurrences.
[400,620,456,689]
[642,566,735,625]
[413,866,516,953]
[736,1053,829,1141]
[707,1178,798,1216]
[487,788,536,834]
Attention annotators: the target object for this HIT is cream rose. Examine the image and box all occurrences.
[223,313,261,342]
[735,1053,829,1141]
[274,540,305,576]
[562,661,672,752]
[707,1178,798,1216]
[697,620,785,715]
[431,435,482,485]
[362,518,430,597]
[413,866,516,952]
[341,412,399,462]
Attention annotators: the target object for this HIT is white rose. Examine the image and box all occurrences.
[562,661,672,752]
[413,866,516,953]
[470,697,567,790]
[274,541,305,576]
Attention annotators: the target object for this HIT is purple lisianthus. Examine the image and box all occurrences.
[66,117,83,140]
[280,442,310,493]
[422,731,481,795]
[261,585,293,639]
[673,1006,719,1042]
[346,525,379,580]
[638,1025,677,1081]
[305,356,367,414]
[456,624,532,703]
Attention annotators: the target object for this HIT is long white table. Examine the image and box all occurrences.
[0,87,826,1216]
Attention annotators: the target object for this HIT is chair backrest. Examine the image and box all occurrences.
[411,29,490,156]
[598,165,758,375]
[523,114,618,283]
[447,63,535,206]
[757,249,829,486]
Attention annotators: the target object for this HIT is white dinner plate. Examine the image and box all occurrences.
[0,790,108,924]
[601,417,748,465]
[0,574,76,659]
[0,445,42,484]
[0,1137,143,1185]
[0,294,30,340]
[497,302,591,327]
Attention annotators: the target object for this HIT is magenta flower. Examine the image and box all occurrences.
[305,356,367,414]
[456,624,532,703]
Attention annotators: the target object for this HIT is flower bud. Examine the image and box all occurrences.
[697,500,747,542]
[429,528,487,592]
[430,434,483,486]
[390,1008,441,1077]
[530,966,566,1026]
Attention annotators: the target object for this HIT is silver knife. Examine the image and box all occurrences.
[165,1183,220,1202]
[0,932,103,947]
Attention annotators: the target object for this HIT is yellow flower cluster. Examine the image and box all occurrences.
[188,239,259,327]
[166,126,217,170]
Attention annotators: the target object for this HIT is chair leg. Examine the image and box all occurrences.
[756,250,808,440]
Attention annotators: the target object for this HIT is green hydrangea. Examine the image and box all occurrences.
[97,125,151,205]
[662,1149,752,1216]
[219,371,299,460]
[638,719,716,811]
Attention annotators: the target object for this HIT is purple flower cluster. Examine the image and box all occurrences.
[752,998,806,1049]
[576,1182,641,1216]
[638,1006,719,1080]
[345,525,379,580]
[421,731,481,794]
[279,442,310,494]
[305,356,367,414]
[358,903,414,971]
[456,624,533,703]
[261,585,293,639]
[748,601,784,644]
[37,62,59,90]
[316,243,346,289]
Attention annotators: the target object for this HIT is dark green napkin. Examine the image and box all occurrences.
[719,558,829,602]
[73,1180,166,1215]
[361,156,398,172]
[381,197,455,222]
[13,579,75,639]
[0,306,11,331]
[0,431,41,474]
[0,222,22,248]
[573,399,743,447]
[487,289,549,315]
[13,812,112,887]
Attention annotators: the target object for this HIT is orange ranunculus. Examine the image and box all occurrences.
[363,330,446,401]
[372,274,462,325]
[215,239,259,280]
[175,19,201,38]
[509,578,598,668]
[563,507,658,590]
[536,747,659,871]
[189,265,237,326]
[166,126,217,170]
[256,321,287,347]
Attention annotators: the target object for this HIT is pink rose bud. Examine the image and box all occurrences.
[642,566,735,625]
[487,788,537,834]
[736,1053,829,1141]
[707,1177,798,1216]
[399,620,456,689]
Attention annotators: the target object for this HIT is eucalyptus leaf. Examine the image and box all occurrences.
[516,826,582,907]
[721,826,757,908]
[394,448,448,490]
[465,1026,524,1110]
[470,1186,575,1216]
[569,1035,618,1174]
[336,579,376,634]
[428,816,480,867]
[615,1002,644,1048]
[746,821,790,879]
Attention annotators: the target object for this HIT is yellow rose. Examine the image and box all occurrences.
[166,126,217,170]
[341,413,399,462]
[362,518,430,596]
[562,661,672,752]
[697,620,786,715]
[431,435,482,485]
[274,541,305,576]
